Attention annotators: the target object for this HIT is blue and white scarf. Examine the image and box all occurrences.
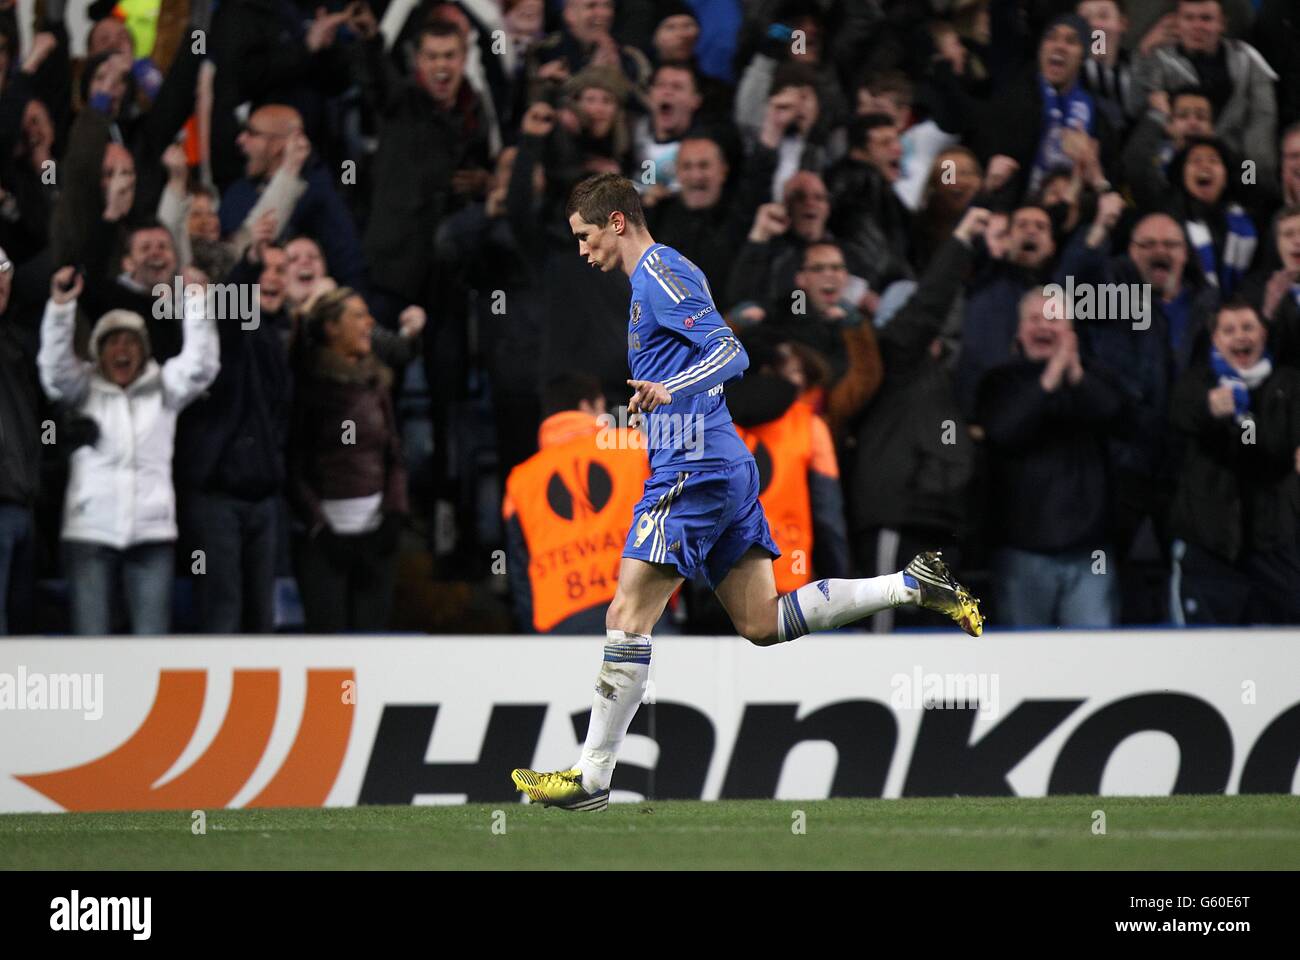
[1210,346,1272,423]
[1032,77,1096,192]
[1185,205,1256,296]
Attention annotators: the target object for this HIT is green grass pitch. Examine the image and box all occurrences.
[2,796,1297,870]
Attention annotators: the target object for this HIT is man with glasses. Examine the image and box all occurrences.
[763,241,883,436]
[727,170,870,313]
[1082,212,1220,620]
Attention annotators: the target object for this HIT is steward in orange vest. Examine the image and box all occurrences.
[729,331,849,593]
[503,375,649,632]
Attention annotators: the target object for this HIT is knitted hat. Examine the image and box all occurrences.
[1044,13,1089,49]
[563,64,630,104]
[90,309,151,360]
[656,0,698,24]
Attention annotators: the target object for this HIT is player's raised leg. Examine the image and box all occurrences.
[511,557,681,811]
[715,546,983,644]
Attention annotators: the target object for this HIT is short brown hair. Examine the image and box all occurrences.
[418,20,467,52]
[1275,204,1300,230]
[1209,297,1259,333]
[566,173,646,229]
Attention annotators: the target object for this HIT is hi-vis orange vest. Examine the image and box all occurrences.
[735,402,823,593]
[504,412,649,631]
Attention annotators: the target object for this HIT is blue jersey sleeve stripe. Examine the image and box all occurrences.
[649,252,691,300]
[663,338,741,393]
[643,259,684,303]
[662,338,734,390]
[653,255,692,302]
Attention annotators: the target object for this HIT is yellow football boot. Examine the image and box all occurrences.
[511,767,610,811]
[905,551,984,637]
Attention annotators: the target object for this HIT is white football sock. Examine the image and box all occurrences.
[776,573,919,642]
[577,630,652,793]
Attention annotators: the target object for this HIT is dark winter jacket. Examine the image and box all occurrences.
[1168,362,1300,563]
[287,347,408,532]
[175,260,292,500]
[824,155,913,287]
[646,161,770,302]
[850,235,975,537]
[220,158,366,290]
[359,73,491,302]
[0,313,41,506]
[506,131,630,403]
[208,0,352,189]
[977,357,1122,553]
[1082,254,1218,484]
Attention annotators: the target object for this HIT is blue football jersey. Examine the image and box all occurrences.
[628,243,753,473]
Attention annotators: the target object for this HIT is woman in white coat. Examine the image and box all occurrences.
[38,266,220,634]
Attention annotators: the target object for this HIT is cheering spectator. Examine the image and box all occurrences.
[650,4,732,122]
[219,105,365,290]
[1083,211,1219,616]
[1123,87,1215,211]
[978,288,1123,627]
[506,99,632,403]
[360,21,491,323]
[633,62,703,200]
[1168,300,1300,624]
[0,247,37,633]
[931,11,1120,199]
[208,0,355,188]
[1133,0,1278,183]
[159,135,309,281]
[38,265,219,634]
[849,208,991,631]
[287,288,409,633]
[825,113,913,288]
[912,147,987,269]
[526,0,652,104]
[646,135,768,299]
[726,171,869,311]
[80,218,188,363]
[758,239,883,437]
[1254,206,1300,367]
[0,33,64,265]
[175,239,292,634]
[1168,136,1260,296]
[738,61,833,199]
[1077,0,1139,126]
[957,204,1068,418]
[732,2,852,153]
[561,65,635,174]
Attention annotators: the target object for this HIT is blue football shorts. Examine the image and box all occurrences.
[622,459,781,589]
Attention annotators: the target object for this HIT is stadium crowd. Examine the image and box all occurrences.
[0,0,1298,636]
